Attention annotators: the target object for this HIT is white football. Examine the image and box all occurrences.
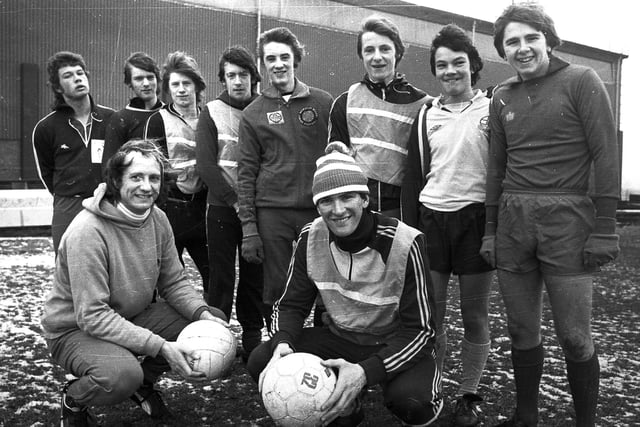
[176,319,236,380]
[261,352,337,426]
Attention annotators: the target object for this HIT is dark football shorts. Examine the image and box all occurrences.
[418,203,493,275]
[496,191,595,275]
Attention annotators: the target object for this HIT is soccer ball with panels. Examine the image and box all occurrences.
[261,352,337,426]
[176,319,236,380]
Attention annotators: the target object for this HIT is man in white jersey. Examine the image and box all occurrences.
[402,24,493,427]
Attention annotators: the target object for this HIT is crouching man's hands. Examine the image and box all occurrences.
[159,341,207,382]
[198,309,229,326]
[319,358,366,426]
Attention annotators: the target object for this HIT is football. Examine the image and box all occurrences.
[176,319,237,380]
[261,352,337,426]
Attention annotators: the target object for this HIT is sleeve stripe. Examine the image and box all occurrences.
[383,238,435,372]
[31,112,56,191]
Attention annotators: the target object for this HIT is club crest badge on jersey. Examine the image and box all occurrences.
[478,116,490,137]
[505,111,515,122]
[298,106,319,126]
[267,111,284,125]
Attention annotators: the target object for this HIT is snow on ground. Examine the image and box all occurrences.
[1,234,639,425]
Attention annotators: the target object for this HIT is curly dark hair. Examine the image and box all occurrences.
[46,51,88,106]
[430,24,484,86]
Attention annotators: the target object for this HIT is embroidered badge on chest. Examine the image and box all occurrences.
[505,111,515,122]
[298,106,319,126]
[267,110,284,125]
[478,116,490,135]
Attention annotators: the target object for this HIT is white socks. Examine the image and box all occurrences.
[458,337,490,396]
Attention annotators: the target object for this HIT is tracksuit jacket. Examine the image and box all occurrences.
[236,78,333,237]
[270,211,437,386]
[32,96,113,197]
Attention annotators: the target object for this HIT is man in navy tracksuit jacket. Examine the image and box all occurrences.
[32,51,113,253]
[237,28,333,316]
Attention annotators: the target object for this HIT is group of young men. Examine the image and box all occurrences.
[34,3,619,426]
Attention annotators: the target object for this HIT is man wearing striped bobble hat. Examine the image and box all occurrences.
[247,144,443,426]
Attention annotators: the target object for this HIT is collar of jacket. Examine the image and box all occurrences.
[261,77,310,100]
[434,88,489,109]
[362,72,408,91]
[129,97,164,110]
[54,95,107,122]
[164,102,201,118]
[360,72,427,103]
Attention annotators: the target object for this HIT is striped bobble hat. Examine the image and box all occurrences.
[312,150,369,204]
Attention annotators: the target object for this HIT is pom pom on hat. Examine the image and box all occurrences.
[312,146,369,205]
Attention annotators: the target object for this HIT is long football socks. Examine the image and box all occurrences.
[458,337,490,396]
[512,343,544,426]
[566,350,599,426]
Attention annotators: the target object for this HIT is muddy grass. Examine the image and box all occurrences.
[0,225,638,426]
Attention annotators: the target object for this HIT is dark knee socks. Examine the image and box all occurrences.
[566,351,599,427]
[512,343,544,426]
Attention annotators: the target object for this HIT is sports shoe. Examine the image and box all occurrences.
[130,384,173,419]
[454,393,482,426]
[60,381,98,427]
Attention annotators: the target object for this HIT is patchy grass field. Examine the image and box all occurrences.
[0,225,638,426]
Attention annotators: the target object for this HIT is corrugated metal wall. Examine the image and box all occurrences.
[0,0,625,186]
[1,0,258,133]
[1,0,261,184]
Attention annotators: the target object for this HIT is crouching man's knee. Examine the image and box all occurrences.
[383,355,443,426]
[246,341,273,382]
[86,362,144,406]
[385,395,444,426]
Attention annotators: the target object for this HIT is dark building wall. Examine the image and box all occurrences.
[0,0,625,187]
[1,0,260,186]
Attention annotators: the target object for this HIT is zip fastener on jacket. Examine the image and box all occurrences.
[348,252,353,280]
[67,117,93,147]
[66,111,103,146]
[280,97,306,206]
